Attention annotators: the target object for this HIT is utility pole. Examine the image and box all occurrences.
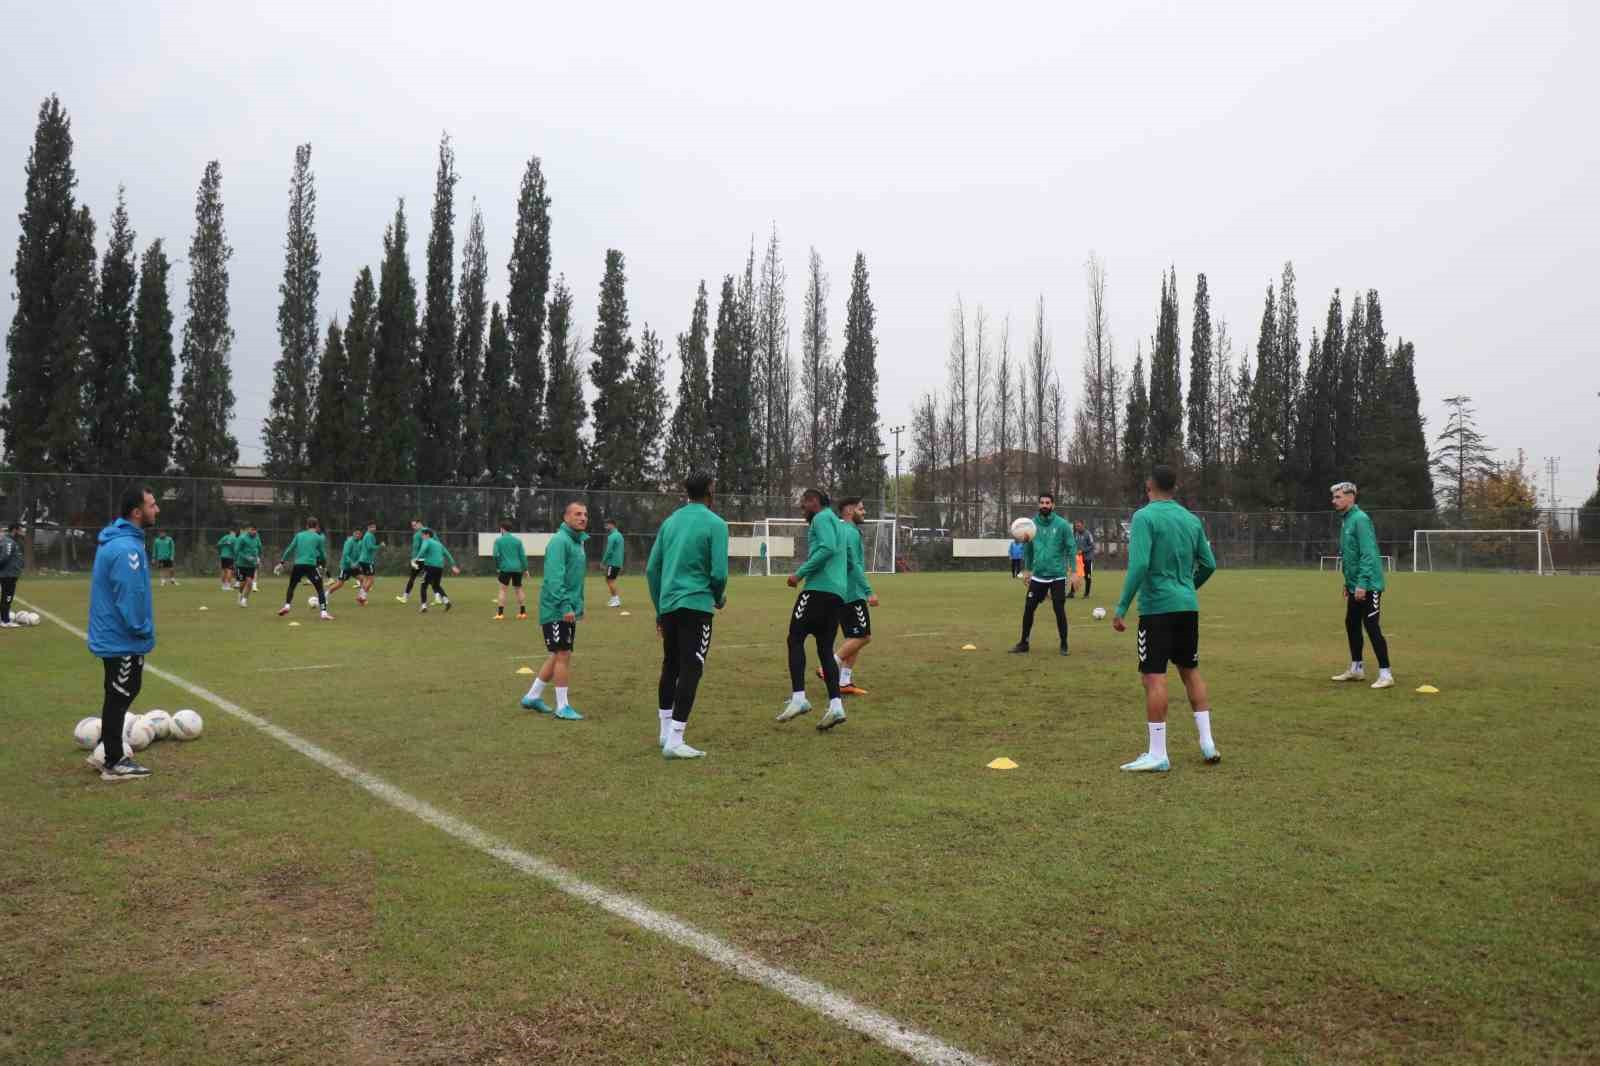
[1544,455,1560,509]
[889,423,905,521]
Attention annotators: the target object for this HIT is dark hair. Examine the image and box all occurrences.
[306,516,320,529]
[422,526,435,536]
[563,500,586,516]
[684,472,713,500]
[1151,464,1177,492]
[6,522,20,534]
[1038,491,1055,503]
[837,496,863,509]
[119,483,153,518]
[498,518,511,531]
[802,488,830,508]
[604,518,616,527]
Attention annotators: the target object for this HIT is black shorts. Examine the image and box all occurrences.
[289,563,322,585]
[606,566,621,581]
[220,556,234,568]
[542,620,576,652]
[789,590,844,639]
[359,562,375,577]
[157,559,174,569]
[1025,577,1066,603]
[235,565,257,581]
[841,599,872,639]
[1137,611,1200,674]
[498,571,524,587]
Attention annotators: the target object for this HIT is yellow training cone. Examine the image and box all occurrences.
[287,621,301,627]
[961,643,978,651]
[1415,684,1440,694]
[619,611,631,617]
[198,606,208,611]
[987,757,1018,770]
[516,666,535,675]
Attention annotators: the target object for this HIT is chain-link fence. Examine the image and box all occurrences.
[3,470,1597,575]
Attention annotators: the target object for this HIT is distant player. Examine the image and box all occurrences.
[1329,481,1394,689]
[492,519,530,620]
[152,529,177,586]
[1070,520,1095,599]
[233,523,262,607]
[1010,491,1075,655]
[1111,464,1220,773]
[522,501,589,721]
[818,497,877,696]
[603,518,625,607]
[87,484,158,780]
[415,527,459,613]
[1008,536,1023,579]
[776,488,848,731]
[276,516,333,620]
[324,527,362,602]
[646,472,729,758]
[396,518,424,603]
[217,526,237,590]
[0,522,23,628]
[356,521,378,604]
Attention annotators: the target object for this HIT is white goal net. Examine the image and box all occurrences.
[751,517,895,577]
[1412,529,1554,575]
[1319,555,1394,572]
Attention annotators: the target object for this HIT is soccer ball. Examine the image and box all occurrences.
[142,709,173,740]
[17,611,38,626]
[1092,607,1108,621]
[123,718,155,752]
[1010,517,1036,542]
[306,595,320,608]
[169,708,204,741]
[74,716,102,749]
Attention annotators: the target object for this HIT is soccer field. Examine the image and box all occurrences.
[3,570,1597,1064]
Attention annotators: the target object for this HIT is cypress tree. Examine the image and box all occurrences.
[542,277,587,486]
[1122,344,1150,504]
[709,275,749,495]
[416,133,458,485]
[587,250,635,490]
[630,325,669,487]
[735,247,761,495]
[756,227,791,496]
[798,247,836,484]
[1356,289,1389,484]
[455,202,488,485]
[506,156,551,483]
[1273,261,1302,501]
[128,239,176,474]
[3,95,93,472]
[665,280,712,486]
[833,251,883,499]
[308,320,359,482]
[1242,282,1281,508]
[262,143,320,484]
[343,267,377,453]
[174,160,239,478]
[1146,267,1183,465]
[1334,292,1362,478]
[1293,323,1335,511]
[1385,340,1435,511]
[480,302,516,485]
[86,186,139,472]
[367,200,419,484]
[1186,272,1215,505]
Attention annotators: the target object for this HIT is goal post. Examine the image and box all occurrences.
[753,517,895,576]
[1412,529,1553,575]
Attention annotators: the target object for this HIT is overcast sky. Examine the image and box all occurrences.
[3,0,1596,504]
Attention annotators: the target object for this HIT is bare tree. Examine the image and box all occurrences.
[1048,373,1065,496]
[1212,317,1234,501]
[991,316,1015,530]
[1079,252,1116,501]
[1027,295,1052,493]
[757,225,791,496]
[971,305,991,529]
[946,298,970,529]
[798,246,837,484]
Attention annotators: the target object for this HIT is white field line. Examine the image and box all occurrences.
[256,663,342,672]
[23,599,992,1066]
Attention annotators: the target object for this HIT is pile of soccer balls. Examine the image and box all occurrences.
[74,708,204,768]
[8,610,42,626]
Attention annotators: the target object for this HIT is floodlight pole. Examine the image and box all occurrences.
[890,424,905,571]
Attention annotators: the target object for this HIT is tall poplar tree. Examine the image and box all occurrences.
[709,275,752,495]
[174,160,238,477]
[798,248,837,484]
[542,277,587,486]
[1122,344,1150,503]
[1147,267,1183,465]
[414,134,459,484]
[1355,289,1389,484]
[1242,282,1281,508]
[833,252,883,499]
[367,200,418,483]
[665,280,712,485]
[1376,339,1434,510]
[506,156,551,483]
[736,243,761,492]
[262,144,320,484]
[128,239,176,474]
[587,249,635,490]
[756,227,792,495]
[1186,272,1215,503]
[455,202,488,485]
[630,326,669,487]
[1274,261,1302,492]
[479,302,515,485]
[1334,292,1363,478]
[1294,326,1334,511]
[86,187,139,472]
[308,320,360,482]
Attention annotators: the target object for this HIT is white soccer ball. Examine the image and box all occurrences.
[1010,517,1036,543]
[123,718,155,752]
[169,708,203,741]
[1092,607,1108,621]
[142,709,173,740]
[307,595,321,608]
[90,741,113,768]
[18,611,38,626]
[74,716,102,749]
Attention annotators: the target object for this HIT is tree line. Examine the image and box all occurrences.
[2,96,887,506]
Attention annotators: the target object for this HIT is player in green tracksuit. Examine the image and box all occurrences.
[217,528,237,590]
[415,528,459,613]
[776,488,850,730]
[356,521,379,604]
[824,497,879,697]
[492,518,530,620]
[152,531,177,587]
[1011,492,1076,656]
[1330,481,1393,689]
[522,502,590,721]
[398,518,425,603]
[646,473,729,758]
[275,517,332,619]
[233,524,263,606]
[324,528,363,603]
[602,519,626,607]
[1112,464,1220,773]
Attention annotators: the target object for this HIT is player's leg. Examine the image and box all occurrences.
[663,610,712,758]
[1121,615,1172,772]
[496,573,508,617]
[1012,580,1045,652]
[98,655,149,779]
[0,576,16,624]
[657,611,682,748]
[515,574,527,618]
[430,567,450,610]
[280,565,304,615]
[815,598,846,729]
[522,638,560,713]
[1362,591,1393,688]
[310,569,331,618]
[551,644,582,719]
[1334,594,1367,680]
[1172,611,1218,763]
[606,569,620,607]
[778,594,814,720]
[1083,557,1093,599]
[1050,578,1070,653]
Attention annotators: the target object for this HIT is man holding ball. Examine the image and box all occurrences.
[1010,491,1076,656]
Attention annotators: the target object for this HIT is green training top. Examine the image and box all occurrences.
[493,532,528,573]
[339,535,360,570]
[1339,504,1386,593]
[410,528,425,560]
[1114,499,1216,619]
[359,530,378,565]
[793,506,849,598]
[1023,510,1077,581]
[233,532,262,566]
[281,529,327,567]
[843,520,874,603]
[217,532,236,558]
[539,523,589,624]
[647,502,729,616]
[603,527,625,568]
[152,534,175,561]
[416,537,455,569]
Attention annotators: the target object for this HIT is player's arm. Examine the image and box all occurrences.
[1022,532,1035,573]
[111,551,154,639]
[646,534,664,613]
[709,522,729,608]
[795,518,838,580]
[1194,529,1217,589]
[1356,515,1381,592]
[1114,514,1151,621]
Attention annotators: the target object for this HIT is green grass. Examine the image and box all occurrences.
[2,569,1598,1064]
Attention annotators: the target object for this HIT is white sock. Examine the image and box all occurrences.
[829,697,844,714]
[839,661,853,685]
[1194,710,1214,750]
[668,720,687,749]
[792,691,806,705]
[1351,661,1364,673]
[658,708,672,745]
[556,686,569,709]
[1148,722,1168,760]
[1378,667,1392,679]
[530,678,547,699]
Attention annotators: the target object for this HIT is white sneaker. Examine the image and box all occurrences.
[319,610,335,621]
[776,696,812,722]
[608,596,622,608]
[238,597,247,608]
[1331,668,1366,682]
[1370,674,1395,689]
[662,741,705,759]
